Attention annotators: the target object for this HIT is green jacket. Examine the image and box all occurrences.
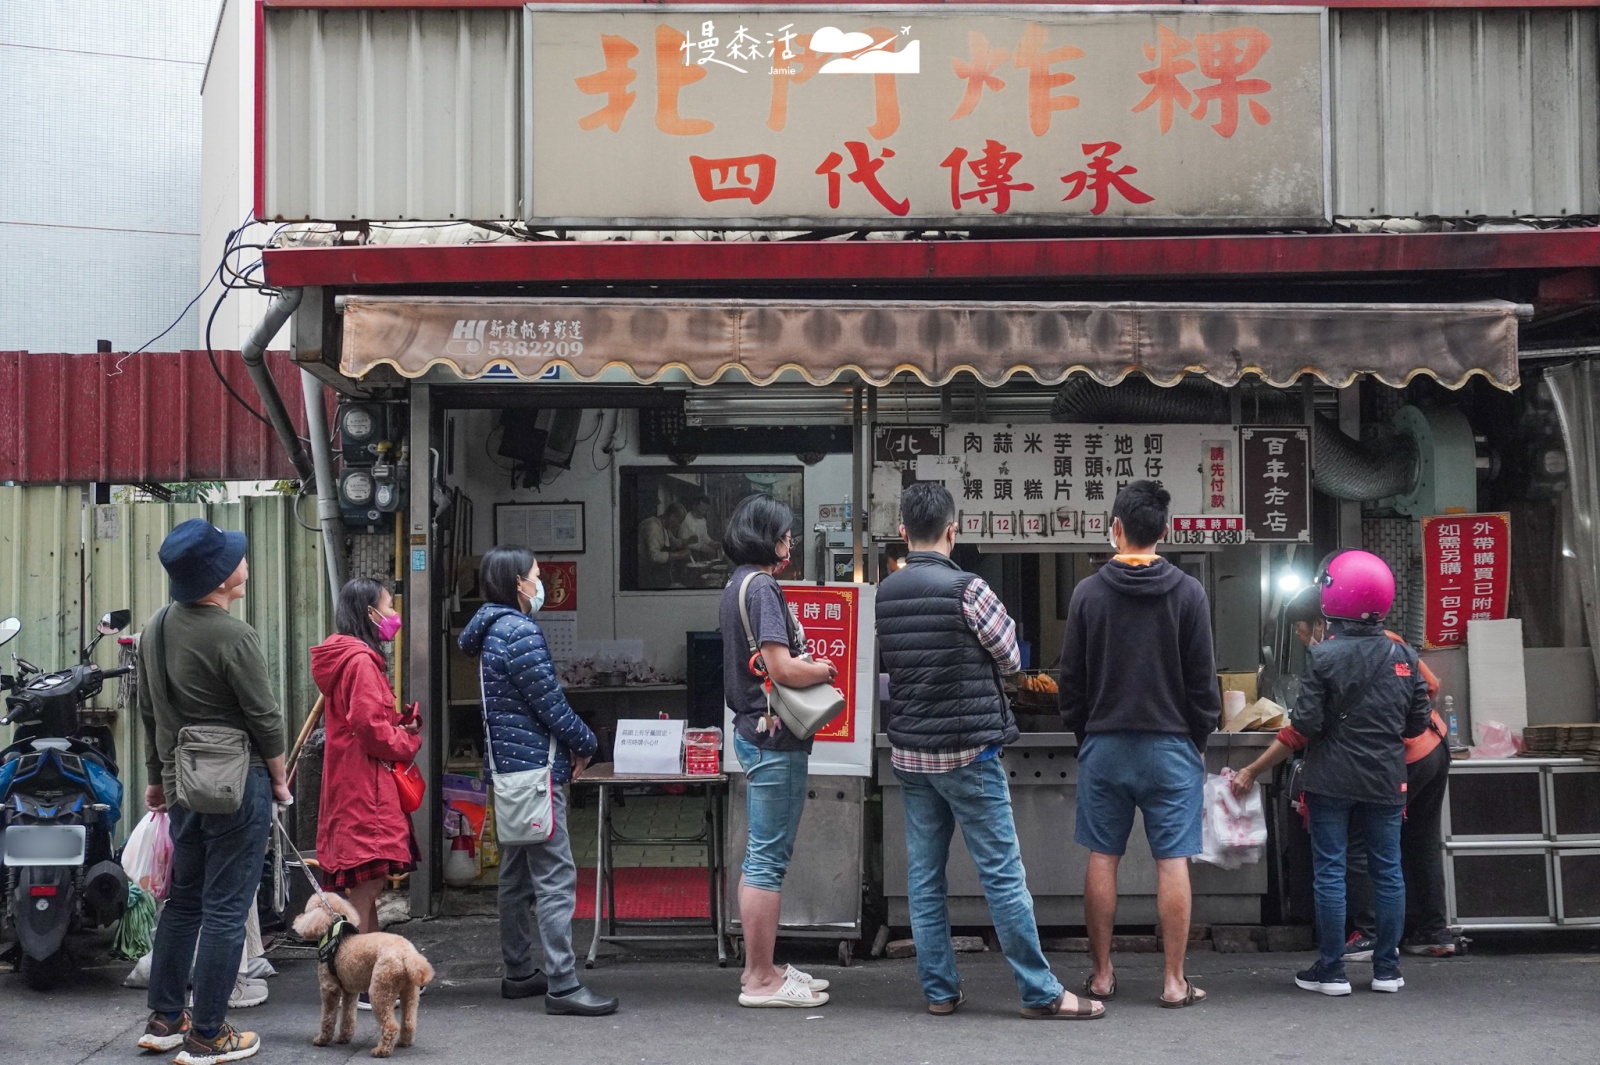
[138,602,285,796]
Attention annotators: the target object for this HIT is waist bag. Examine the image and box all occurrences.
[150,607,252,815]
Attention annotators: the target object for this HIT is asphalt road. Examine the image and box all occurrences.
[6,919,1598,1065]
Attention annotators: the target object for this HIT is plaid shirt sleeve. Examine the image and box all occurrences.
[962,577,1021,675]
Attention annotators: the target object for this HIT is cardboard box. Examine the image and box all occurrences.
[1218,672,1259,706]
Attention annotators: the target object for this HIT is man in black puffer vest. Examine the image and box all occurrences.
[877,482,1102,1022]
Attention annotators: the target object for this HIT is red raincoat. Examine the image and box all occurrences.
[311,634,421,875]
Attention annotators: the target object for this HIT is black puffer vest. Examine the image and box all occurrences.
[876,552,1019,751]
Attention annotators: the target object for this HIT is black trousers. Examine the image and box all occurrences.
[1348,741,1451,942]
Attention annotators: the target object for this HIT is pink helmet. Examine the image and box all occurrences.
[1319,550,1395,622]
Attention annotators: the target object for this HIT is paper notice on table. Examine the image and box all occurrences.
[539,614,577,662]
[614,719,684,775]
[1467,618,1528,734]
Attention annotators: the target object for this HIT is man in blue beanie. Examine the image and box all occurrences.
[134,519,288,1065]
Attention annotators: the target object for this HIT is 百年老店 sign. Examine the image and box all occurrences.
[525,6,1329,227]
[1421,513,1511,650]
[1239,426,1310,543]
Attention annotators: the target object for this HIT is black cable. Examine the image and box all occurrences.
[205,286,273,428]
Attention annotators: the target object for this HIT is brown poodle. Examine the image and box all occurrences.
[292,891,435,1057]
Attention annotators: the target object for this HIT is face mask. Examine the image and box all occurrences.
[530,578,547,613]
[373,611,403,642]
[1108,530,1120,553]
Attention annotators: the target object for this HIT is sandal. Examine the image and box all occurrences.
[738,971,828,1009]
[1159,979,1208,1009]
[1081,973,1116,1001]
[1021,992,1105,1020]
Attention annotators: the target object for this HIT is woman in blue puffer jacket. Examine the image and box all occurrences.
[457,544,618,1017]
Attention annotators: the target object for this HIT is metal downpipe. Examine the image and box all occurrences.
[301,369,348,602]
[239,288,314,484]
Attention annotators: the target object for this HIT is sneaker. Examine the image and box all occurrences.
[1342,932,1375,963]
[1294,965,1352,997]
[1371,971,1405,993]
[137,1011,190,1052]
[231,977,268,1009]
[356,992,372,1011]
[1402,936,1458,958]
[173,1024,260,1065]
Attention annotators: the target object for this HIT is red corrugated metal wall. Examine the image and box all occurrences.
[0,351,313,485]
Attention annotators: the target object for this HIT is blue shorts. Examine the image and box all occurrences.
[1075,732,1205,860]
[734,732,809,893]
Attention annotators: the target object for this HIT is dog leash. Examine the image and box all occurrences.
[271,802,340,921]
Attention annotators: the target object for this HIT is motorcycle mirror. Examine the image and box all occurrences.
[0,617,19,648]
[99,609,131,636]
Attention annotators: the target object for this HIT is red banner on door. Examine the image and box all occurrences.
[780,584,860,743]
[1420,513,1511,650]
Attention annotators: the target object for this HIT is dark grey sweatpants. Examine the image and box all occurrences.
[497,784,580,993]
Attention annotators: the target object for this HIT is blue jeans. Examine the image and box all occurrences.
[1307,791,1404,976]
[149,767,272,1030]
[734,733,809,893]
[896,757,1063,1009]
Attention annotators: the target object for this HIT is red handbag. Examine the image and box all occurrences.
[388,761,426,814]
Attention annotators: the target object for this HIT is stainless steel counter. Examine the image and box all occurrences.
[876,731,1277,927]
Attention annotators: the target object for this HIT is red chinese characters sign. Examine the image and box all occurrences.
[1420,513,1511,650]
[527,7,1327,227]
[541,561,578,611]
[780,583,860,743]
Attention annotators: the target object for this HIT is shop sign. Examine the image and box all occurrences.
[525,6,1329,227]
[875,426,945,469]
[874,422,1237,545]
[1420,512,1511,650]
[1239,426,1310,543]
[781,583,861,744]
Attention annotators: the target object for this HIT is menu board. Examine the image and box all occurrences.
[873,423,1242,544]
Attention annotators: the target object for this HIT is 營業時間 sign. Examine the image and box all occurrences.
[525,6,1329,227]
[1421,513,1511,650]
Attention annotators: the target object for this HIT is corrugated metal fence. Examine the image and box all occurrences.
[0,487,329,827]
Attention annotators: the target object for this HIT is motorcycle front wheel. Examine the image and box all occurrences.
[19,950,68,991]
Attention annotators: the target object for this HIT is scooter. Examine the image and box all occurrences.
[0,611,133,989]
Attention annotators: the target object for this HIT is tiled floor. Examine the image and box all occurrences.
[568,792,714,868]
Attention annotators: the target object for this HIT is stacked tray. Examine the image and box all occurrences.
[1520,724,1600,759]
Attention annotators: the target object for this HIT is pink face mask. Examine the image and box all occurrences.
[374,611,403,642]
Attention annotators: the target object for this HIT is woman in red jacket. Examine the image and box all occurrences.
[312,579,422,938]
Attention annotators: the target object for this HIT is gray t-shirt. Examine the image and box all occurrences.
[719,566,812,753]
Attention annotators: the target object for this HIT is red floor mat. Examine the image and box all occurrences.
[574,866,712,920]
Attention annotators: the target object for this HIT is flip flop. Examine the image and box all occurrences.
[1021,992,1106,1020]
[1159,979,1208,1008]
[1081,974,1116,1001]
[738,972,828,1009]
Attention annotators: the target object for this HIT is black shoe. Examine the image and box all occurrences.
[1342,932,1375,963]
[545,986,620,1016]
[502,970,549,999]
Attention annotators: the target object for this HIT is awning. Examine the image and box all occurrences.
[339,297,1524,391]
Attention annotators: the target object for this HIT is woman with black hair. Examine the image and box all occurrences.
[458,545,617,1017]
[311,578,422,944]
[718,494,837,1008]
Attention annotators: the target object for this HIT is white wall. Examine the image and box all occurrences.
[198,0,282,351]
[448,407,851,678]
[0,0,214,351]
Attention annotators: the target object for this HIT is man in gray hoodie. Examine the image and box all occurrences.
[1058,481,1220,1010]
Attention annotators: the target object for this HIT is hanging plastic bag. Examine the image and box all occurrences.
[112,883,157,961]
[148,812,174,901]
[1194,769,1267,870]
[120,812,160,886]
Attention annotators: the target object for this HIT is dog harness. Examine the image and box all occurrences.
[317,914,357,974]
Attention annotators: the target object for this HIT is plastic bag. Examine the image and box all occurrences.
[121,811,174,901]
[1471,719,1521,759]
[112,883,157,960]
[1194,769,1267,870]
[149,814,173,901]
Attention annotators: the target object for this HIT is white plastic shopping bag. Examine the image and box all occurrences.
[1194,769,1267,870]
[120,811,173,900]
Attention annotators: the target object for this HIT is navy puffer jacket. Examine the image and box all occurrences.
[458,604,596,784]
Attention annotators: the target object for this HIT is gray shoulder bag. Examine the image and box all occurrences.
[149,606,252,815]
[737,572,846,741]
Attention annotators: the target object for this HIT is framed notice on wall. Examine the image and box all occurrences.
[495,501,585,554]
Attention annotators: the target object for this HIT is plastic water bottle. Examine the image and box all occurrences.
[1444,695,1461,747]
